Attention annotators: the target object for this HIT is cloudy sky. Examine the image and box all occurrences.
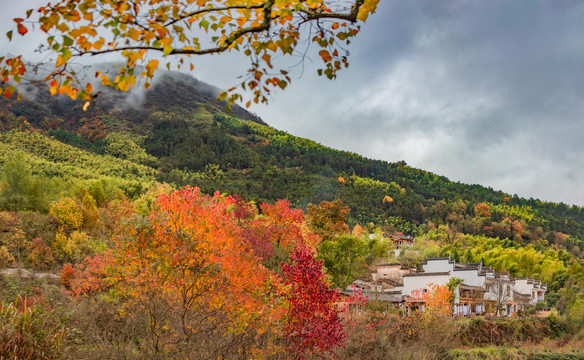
[3,1,584,205]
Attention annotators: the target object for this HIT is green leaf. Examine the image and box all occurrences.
[163,45,173,55]
[63,35,73,46]
[6,31,12,41]
[199,19,209,32]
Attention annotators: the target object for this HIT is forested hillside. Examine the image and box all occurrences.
[3,72,584,245]
[1,71,583,358]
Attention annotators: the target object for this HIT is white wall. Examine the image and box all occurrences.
[402,274,450,296]
[452,269,485,287]
[514,279,534,296]
[422,259,454,273]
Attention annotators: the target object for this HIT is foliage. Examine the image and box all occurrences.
[306,199,350,242]
[29,238,55,270]
[3,0,379,106]
[0,152,48,212]
[282,245,346,358]
[74,187,283,357]
[410,283,452,318]
[318,234,389,288]
[50,198,83,230]
[0,295,67,360]
[0,211,30,265]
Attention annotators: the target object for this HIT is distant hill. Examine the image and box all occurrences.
[1,69,583,258]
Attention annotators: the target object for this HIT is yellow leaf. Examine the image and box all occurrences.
[83,101,90,111]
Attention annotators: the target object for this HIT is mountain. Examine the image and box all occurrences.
[1,71,584,250]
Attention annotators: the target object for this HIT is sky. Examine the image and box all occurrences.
[2,1,584,206]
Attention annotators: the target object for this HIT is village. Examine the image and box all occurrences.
[342,233,547,317]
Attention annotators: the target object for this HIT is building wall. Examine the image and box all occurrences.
[402,274,450,296]
[422,259,454,273]
[372,266,402,282]
[452,269,485,287]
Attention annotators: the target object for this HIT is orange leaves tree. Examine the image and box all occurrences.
[2,0,380,106]
[410,283,452,318]
[70,186,346,358]
[104,187,279,357]
[306,199,350,242]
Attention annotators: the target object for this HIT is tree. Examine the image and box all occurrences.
[306,199,350,242]
[239,198,320,270]
[2,0,380,106]
[0,152,47,212]
[282,245,346,358]
[72,187,286,357]
[68,187,348,358]
[410,283,452,318]
[485,276,513,316]
[319,234,367,288]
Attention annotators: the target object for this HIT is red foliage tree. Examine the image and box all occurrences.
[240,199,319,265]
[60,263,76,289]
[282,245,346,358]
[70,187,346,358]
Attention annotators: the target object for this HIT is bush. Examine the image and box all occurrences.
[0,295,67,360]
[548,314,568,338]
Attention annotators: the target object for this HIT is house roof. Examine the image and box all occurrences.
[340,290,403,303]
[460,284,486,292]
[403,271,450,277]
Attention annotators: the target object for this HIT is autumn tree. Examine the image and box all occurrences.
[68,187,349,358]
[73,187,283,357]
[282,245,346,358]
[2,0,380,106]
[49,198,84,231]
[474,203,491,218]
[410,283,452,318]
[306,199,350,242]
[240,199,320,269]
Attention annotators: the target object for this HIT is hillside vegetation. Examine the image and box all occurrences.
[0,71,583,359]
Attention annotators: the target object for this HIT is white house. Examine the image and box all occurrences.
[354,257,547,317]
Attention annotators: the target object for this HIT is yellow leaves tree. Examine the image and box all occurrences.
[50,198,84,231]
[2,0,379,107]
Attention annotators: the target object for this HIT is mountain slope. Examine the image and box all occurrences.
[1,71,583,255]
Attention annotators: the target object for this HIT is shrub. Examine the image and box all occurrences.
[49,198,83,230]
[29,238,55,270]
[0,295,67,360]
[60,263,76,289]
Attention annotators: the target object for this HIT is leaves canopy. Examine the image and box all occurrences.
[1,0,379,106]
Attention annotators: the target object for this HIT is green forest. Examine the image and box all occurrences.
[1,73,583,359]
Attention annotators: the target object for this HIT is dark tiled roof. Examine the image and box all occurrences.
[403,272,450,277]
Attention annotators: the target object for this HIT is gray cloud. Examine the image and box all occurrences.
[245,0,584,206]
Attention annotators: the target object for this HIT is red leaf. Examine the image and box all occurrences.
[17,23,28,36]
